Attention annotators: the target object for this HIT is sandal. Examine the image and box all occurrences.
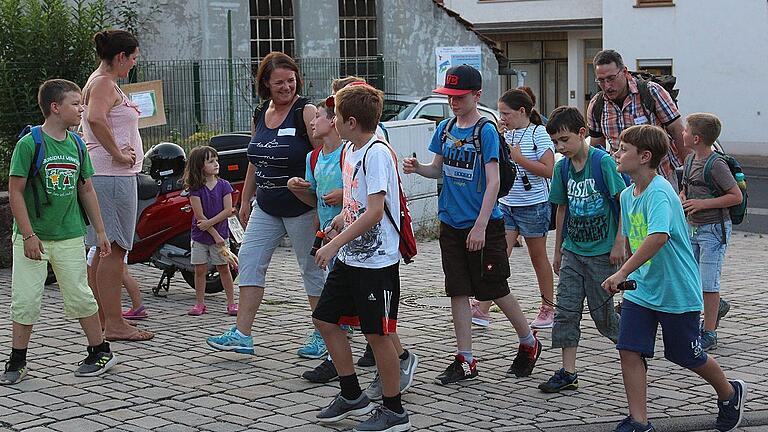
[106,329,154,342]
[122,305,148,320]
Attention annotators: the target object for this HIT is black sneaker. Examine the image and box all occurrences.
[74,345,116,377]
[435,354,477,385]
[508,332,542,377]
[538,368,579,393]
[302,358,338,383]
[716,380,746,431]
[357,343,376,367]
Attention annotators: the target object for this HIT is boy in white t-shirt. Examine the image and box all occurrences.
[311,83,410,431]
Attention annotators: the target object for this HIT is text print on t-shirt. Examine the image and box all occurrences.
[567,177,609,243]
[442,142,477,182]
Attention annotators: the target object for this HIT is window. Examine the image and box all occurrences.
[637,58,673,76]
[339,0,378,58]
[250,0,295,59]
[414,104,446,124]
[635,0,674,7]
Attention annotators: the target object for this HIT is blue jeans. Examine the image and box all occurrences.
[689,221,731,293]
[499,202,551,237]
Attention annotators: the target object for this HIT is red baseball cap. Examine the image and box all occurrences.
[434,64,482,96]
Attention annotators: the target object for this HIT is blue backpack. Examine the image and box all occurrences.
[18,125,88,219]
[559,148,630,239]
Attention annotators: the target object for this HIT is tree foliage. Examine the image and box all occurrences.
[0,0,110,190]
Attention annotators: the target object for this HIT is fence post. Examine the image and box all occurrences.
[227,10,235,132]
[193,61,202,130]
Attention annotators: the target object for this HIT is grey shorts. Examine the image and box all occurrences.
[86,175,137,251]
[191,240,229,266]
[552,250,620,348]
[237,203,325,296]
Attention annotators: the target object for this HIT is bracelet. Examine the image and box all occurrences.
[22,233,37,241]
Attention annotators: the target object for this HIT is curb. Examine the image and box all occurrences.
[539,410,768,432]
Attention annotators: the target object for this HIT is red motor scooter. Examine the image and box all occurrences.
[129,133,252,297]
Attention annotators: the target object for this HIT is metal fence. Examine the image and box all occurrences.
[122,56,398,150]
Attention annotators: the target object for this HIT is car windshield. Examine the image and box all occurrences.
[381,100,414,122]
[393,103,417,121]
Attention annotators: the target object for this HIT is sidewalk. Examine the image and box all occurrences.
[0,232,766,432]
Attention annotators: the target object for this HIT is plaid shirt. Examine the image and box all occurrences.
[587,75,681,178]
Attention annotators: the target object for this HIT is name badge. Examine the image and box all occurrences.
[277,128,296,136]
[634,115,648,125]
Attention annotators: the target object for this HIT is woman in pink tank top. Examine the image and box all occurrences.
[82,29,153,342]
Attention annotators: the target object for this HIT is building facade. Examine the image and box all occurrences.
[441,0,768,156]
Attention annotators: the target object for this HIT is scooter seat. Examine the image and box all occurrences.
[137,173,159,200]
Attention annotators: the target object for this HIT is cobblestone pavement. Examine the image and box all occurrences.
[0,232,766,431]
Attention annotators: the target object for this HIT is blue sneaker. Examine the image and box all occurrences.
[701,329,718,351]
[206,326,254,354]
[298,330,328,359]
[716,380,746,431]
[613,416,655,432]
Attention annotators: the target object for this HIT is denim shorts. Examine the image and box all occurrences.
[237,203,325,296]
[499,202,551,238]
[617,299,707,369]
[690,221,731,293]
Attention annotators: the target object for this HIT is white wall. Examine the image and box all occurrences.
[603,0,768,155]
[567,29,601,112]
[442,0,601,24]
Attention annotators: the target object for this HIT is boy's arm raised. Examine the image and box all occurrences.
[78,179,111,257]
[403,154,443,179]
[603,232,668,294]
[287,176,319,207]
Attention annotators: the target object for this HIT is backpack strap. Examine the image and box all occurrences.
[293,96,311,143]
[27,126,47,219]
[590,148,622,223]
[635,79,656,120]
[309,146,323,175]
[593,92,605,134]
[360,140,402,234]
[701,152,728,245]
[560,157,572,241]
[439,117,459,144]
[472,117,493,194]
[68,130,87,185]
[682,153,696,197]
[378,122,390,141]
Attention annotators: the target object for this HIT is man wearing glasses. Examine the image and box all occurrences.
[587,49,688,191]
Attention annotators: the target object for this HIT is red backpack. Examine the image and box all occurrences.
[360,140,417,264]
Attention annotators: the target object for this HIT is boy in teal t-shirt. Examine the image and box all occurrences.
[539,106,624,394]
[602,124,746,432]
[1,79,116,386]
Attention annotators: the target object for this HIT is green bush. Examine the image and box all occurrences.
[0,0,110,190]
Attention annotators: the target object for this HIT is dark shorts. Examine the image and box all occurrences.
[312,261,399,335]
[439,218,510,301]
[617,299,708,369]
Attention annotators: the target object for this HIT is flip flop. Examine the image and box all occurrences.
[122,305,148,320]
[106,329,154,342]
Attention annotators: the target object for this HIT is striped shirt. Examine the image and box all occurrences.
[499,124,554,207]
[587,76,681,179]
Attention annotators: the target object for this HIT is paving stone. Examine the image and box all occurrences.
[0,235,765,432]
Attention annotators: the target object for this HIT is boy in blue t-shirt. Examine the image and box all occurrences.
[404,64,540,385]
[602,124,746,432]
[540,106,623,393]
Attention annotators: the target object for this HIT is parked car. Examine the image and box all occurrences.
[383,94,500,125]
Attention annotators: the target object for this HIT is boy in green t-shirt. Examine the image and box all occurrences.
[1,79,116,386]
[540,106,624,393]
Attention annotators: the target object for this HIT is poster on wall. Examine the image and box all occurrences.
[120,80,167,129]
[435,46,482,87]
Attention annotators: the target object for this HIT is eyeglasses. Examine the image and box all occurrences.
[594,69,624,85]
